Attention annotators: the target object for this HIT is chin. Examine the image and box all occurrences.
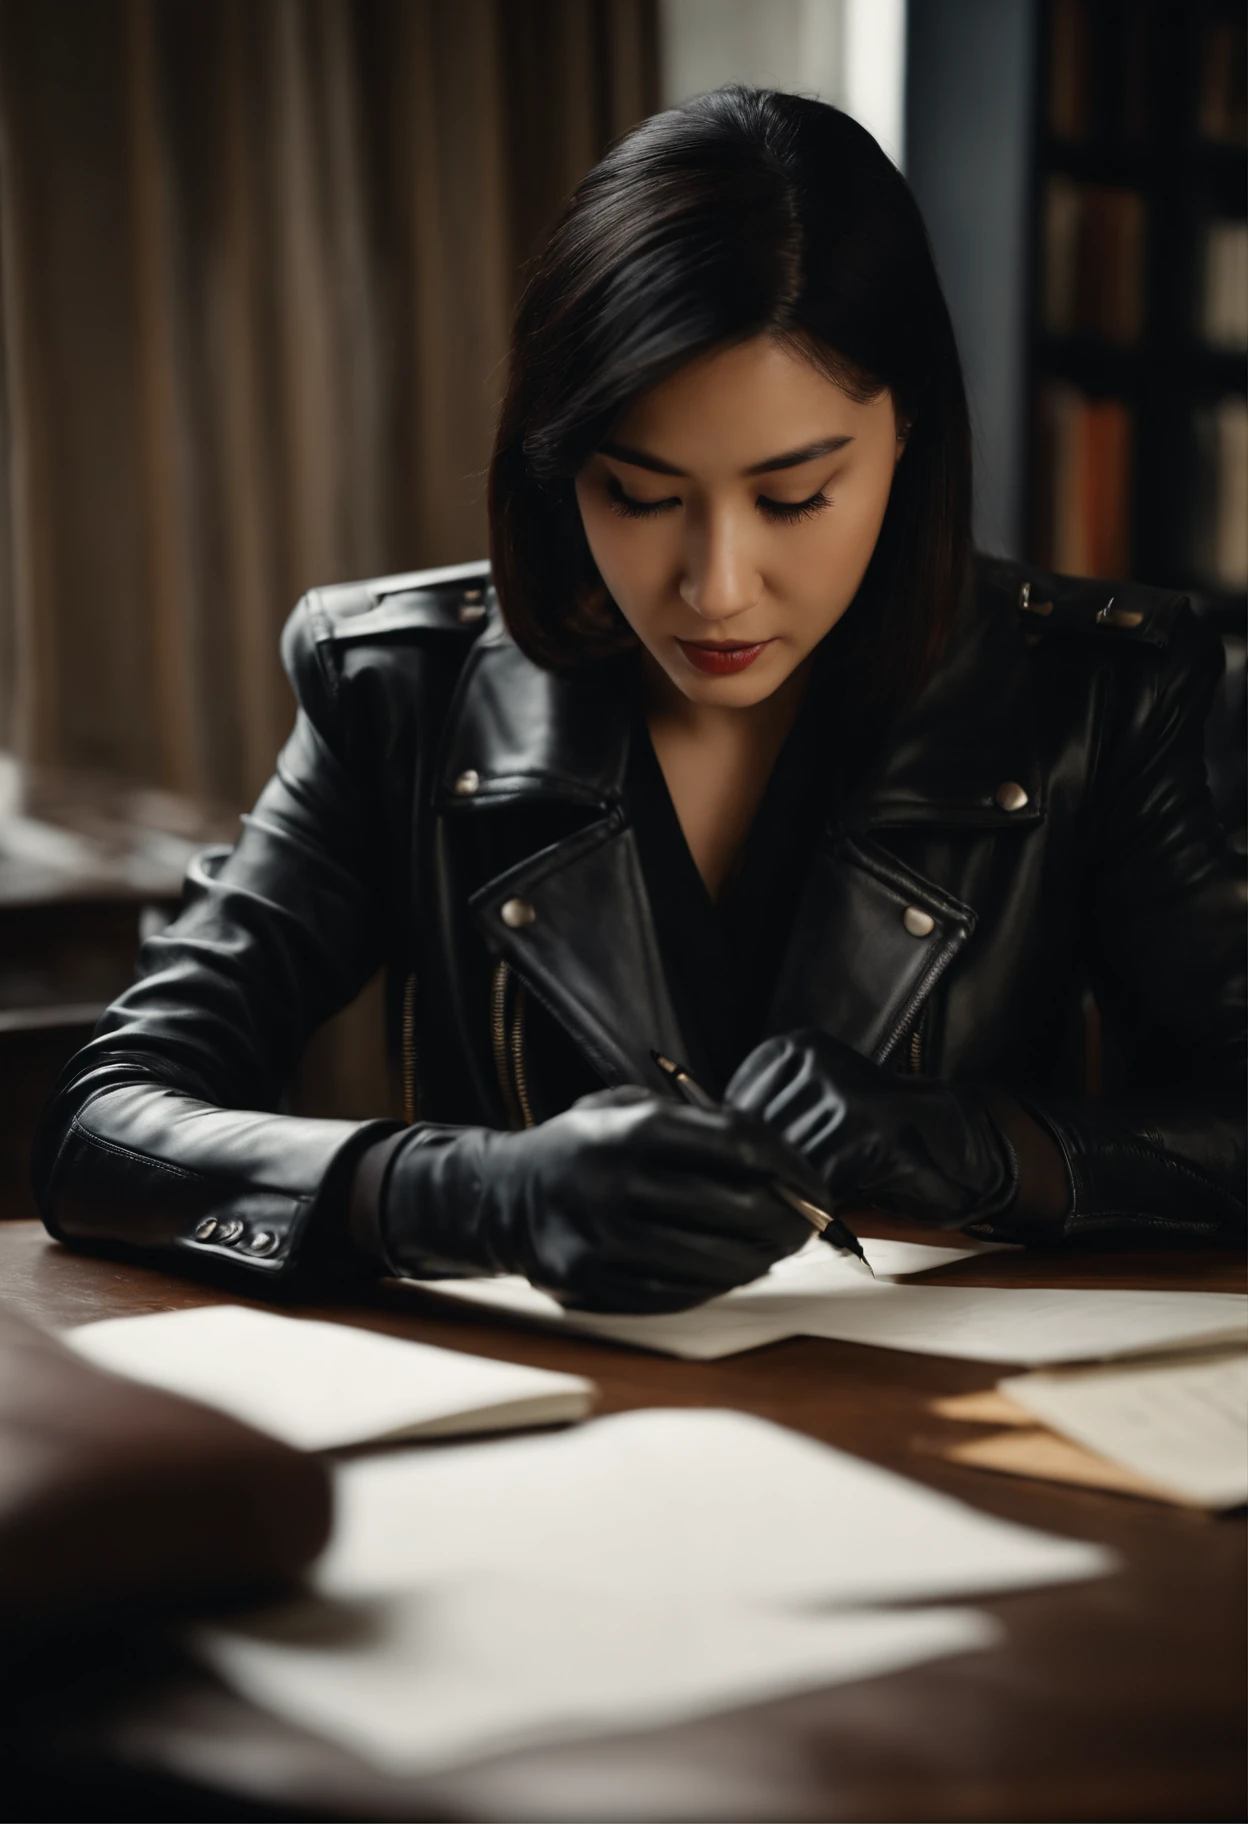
[673,656,795,707]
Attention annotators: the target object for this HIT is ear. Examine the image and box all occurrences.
[894,414,912,465]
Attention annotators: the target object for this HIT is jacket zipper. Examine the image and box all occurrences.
[401,971,420,1123]
[510,978,535,1128]
[491,959,535,1129]
[906,1005,926,1074]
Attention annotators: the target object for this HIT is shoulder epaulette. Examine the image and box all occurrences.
[306,559,495,647]
[978,555,1188,648]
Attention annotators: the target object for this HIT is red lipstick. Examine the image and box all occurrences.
[677,638,772,676]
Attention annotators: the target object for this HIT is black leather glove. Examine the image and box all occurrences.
[376,1087,819,1313]
[726,1030,1019,1231]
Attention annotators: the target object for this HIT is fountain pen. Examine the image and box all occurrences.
[651,1052,874,1277]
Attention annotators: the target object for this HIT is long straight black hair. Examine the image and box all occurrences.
[489,86,972,721]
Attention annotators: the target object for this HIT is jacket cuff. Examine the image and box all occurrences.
[988,1091,1244,1243]
[173,1115,406,1277]
[345,1129,411,1272]
[962,1088,1074,1243]
[46,1084,404,1279]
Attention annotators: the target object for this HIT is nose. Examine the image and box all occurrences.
[679,503,761,623]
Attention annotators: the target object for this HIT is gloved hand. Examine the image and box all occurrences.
[376,1087,819,1313]
[726,1030,1019,1230]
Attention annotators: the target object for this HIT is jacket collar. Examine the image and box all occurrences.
[845,562,1045,830]
[435,620,629,812]
[435,564,1041,1090]
[436,560,1043,830]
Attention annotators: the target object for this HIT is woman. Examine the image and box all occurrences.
[33,89,1244,1312]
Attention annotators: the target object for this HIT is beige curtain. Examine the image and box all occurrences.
[0,0,657,1120]
[0,0,658,807]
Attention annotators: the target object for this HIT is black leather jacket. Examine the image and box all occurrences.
[32,554,1246,1279]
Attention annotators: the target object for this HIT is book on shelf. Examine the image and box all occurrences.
[1192,396,1248,593]
[1047,6,1245,153]
[1042,177,1146,346]
[1033,2,1245,609]
[1047,0,1091,142]
[1198,18,1248,148]
[1200,219,1248,351]
[1046,0,1151,146]
[1034,383,1134,581]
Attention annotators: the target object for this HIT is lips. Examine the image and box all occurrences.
[676,639,773,676]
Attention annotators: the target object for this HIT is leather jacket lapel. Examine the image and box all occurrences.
[766,830,976,1064]
[470,816,688,1092]
[766,573,1041,1061]
[437,568,1044,1090]
[436,634,690,1092]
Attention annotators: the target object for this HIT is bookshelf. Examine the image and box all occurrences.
[1028,0,1247,620]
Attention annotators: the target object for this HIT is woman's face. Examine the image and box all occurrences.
[575,335,904,708]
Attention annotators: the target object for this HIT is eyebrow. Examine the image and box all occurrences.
[598,434,854,477]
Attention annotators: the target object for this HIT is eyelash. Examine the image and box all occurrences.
[606,481,675,520]
[759,492,831,524]
[605,478,832,524]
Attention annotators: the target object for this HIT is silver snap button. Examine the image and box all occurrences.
[501,896,536,929]
[454,768,481,796]
[1096,598,1143,629]
[192,1217,218,1242]
[244,1230,279,1256]
[903,906,935,938]
[216,1218,244,1244]
[995,780,1029,812]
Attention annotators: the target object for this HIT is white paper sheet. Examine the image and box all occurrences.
[313,1408,1113,1608]
[198,1582,999,1777]
[999,1352,1248,1508]
[787,1286,1248,1366]
[417,1243,1247,1366]
[66,1305,595,1452]
[766,1234,1012,1283]
[196,1407,1108,1775]
[417,1235,1011,1360]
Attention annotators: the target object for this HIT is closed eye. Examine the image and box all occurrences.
[606,477,680,519]
[757,490,831,524]
[605,476,833,524]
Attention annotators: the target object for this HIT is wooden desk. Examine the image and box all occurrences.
[2,1218,1243,1823]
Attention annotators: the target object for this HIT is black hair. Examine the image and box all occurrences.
[489,85,972,719]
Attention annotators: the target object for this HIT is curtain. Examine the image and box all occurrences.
[0,0,659,806]
[0,0,657,1119]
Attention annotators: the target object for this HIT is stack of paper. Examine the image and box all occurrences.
[196,1408,1114,1775]
[939,1352,1248,1509]
[66,1305,596,1451]
[409,1236,1248,1366]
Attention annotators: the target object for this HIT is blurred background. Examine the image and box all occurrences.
[0,0,1244,1208]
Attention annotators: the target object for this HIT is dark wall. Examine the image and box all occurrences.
[907,0,1039,559]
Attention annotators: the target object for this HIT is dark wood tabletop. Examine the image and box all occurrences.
[3,1217,1244,1823]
